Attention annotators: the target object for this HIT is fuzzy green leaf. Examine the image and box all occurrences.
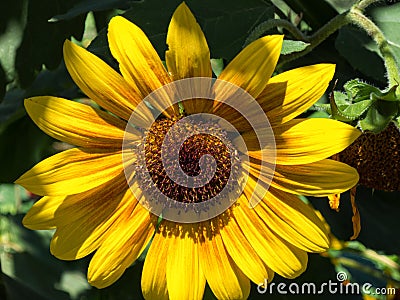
[335,100,375,121]
[371,84,399,102]
[359,101,399,133]
[280,40,310,55]
[329,88,375,122]
[344,79,381,102]
[370,2,400,69]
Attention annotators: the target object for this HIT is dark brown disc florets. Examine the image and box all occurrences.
[338,122,400,191]
[133,117,241,205]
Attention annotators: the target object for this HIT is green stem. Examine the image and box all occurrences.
[354,0,384,11]
[243,19,306,48]
[277,12,350,68]
[246,0,400,91]
[348,7,400,88]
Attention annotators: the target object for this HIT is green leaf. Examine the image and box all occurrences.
[0,184,30,215]
[327,86,375,122]
[0,116,54,183]
[358,101,399,132]
[50,0,133,21]
[335,26,386,82]
[0,89,26,126]
[369,2,400,69]
[344,79,381,102]
[324,0,357,13]
[283,0,338,30]
[318,79,399,130]
[280,40,310,55]
[395,114,400,128]
[312,102,332,114]
[370,84,399,101]
[333,90,350,105]
[56,271,92,299]
[334,99,376,121]
[330,99,355,122]
[343,79,400,103]
[308,110,330,118]
[210,58,224,77]
[15,0,87,87]
[0,63,5,102]
[90,0,274,62]
[312,91,347,115]
[0,3,26,92]
[1,214,91,300]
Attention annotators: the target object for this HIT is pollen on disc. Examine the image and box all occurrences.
[132,117,241,206]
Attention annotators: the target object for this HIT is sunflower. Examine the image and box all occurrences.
[16,3,361,300]
[338,122,400,192]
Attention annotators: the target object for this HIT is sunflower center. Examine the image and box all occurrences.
[133,117,241,204]
[338,122,400,191]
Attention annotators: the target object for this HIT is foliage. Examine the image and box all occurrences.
[314,79,399,132]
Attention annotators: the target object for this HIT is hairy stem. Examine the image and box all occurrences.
[247,0,399,91]
[348,7,400,88]
[354,0,384,11]
[277,12,350,68]
[243,19,306,47]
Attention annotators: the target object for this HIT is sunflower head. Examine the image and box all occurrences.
[16,2,362,299]
[339,122,400,191]
[131,114,242,206]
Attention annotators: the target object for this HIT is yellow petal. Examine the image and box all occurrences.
[50,178,131,260]
[199,229,250,300]
[108,16,177,118]
[246,118,361,165]
[220,215,270,285]
[23,173,128,232]
[252,187,330,252]
[207,101,252,134]
[166,3,213,114]
[15,148,127,196]
[142,231,169,300]
[234,194,308,278]
[246,159,359,196]
[63,40,152,123]
[259,64,335,125]
[88,204,155,288]
[211,36,283,130]
[24,96,131,148]
[238,160,274,208]
[22,196,60,230]
[215,35,283,101]
[166,3,211,80]
[166,223,206,300]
